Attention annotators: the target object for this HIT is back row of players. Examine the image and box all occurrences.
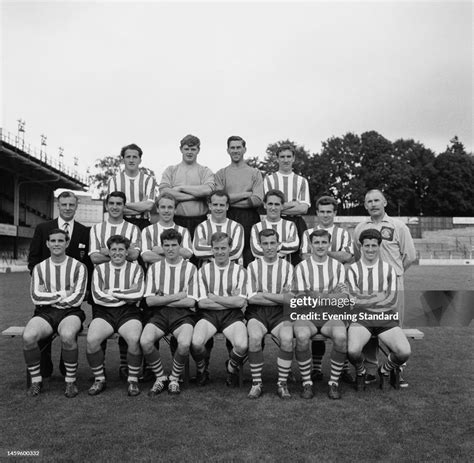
[24,135,416,401]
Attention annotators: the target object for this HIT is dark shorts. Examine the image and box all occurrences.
[33,306,85,334]
[92,304,142,332]
[146,307,196,335]
[198,309,245,333]
[245,304,288,333]
[352,310,399,336]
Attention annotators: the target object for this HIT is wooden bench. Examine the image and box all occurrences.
[2,327,424,388]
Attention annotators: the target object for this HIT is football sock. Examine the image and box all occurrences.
[248,350,264,384]
[24,346,42,383]
[87,350,106,382]
[295,349,312,385]
[329,350,346,386]
[169,352,187,382]
[229,348,245,372]
[127,352,142,382]
[381,353,403,375]
[144,349,166,378]
[311,340,325,372]
[62,347,78,383]
[277,349,293,384]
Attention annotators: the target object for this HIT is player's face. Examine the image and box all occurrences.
[123,149,142,172]
[360,238,380,264]
[227,141,246,164]
[58,196,78,222]
[181,144,200,164]
[158,198,175,223]
[277,149,294,173]
[46,232,69,257]
[109,243,128,266]
[317,204,336,227]
[365,191,387,219]
[212,239,230,266]
[264,195,283,221]
[260,234,279,261]
[162,239,180,262]
[107,197,125,220]
[310,235,330,259]
[209,195,229,222]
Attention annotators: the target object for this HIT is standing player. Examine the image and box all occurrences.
[191,232,248,386]
[159,134,215,239]
[87,235,144,396]
[89,191,141,377]
[264,144,310,265]
[28,190,92,378]
[141,193,193,264]
[346,229,411,390]
[23,229,87,397]
[193,190,244,265]
[141,229,199,396]
[353,189,416,385]
[246,229,295,399]
[250,189,299,260]
[301,195,354,383]
[107,143,157,231]
[292,229,349,400]
[215,136,264,267]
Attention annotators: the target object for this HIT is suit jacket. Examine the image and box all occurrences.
[28,219,93,283]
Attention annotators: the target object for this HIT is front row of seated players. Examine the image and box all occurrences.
[23,226,411,399]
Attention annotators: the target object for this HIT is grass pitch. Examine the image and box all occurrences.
[1,269,473,462]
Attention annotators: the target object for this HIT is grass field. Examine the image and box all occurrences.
[1,268,473,462]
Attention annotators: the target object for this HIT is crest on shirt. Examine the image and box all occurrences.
[380,226,394,241]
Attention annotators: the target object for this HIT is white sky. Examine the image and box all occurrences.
[1,0,472,184]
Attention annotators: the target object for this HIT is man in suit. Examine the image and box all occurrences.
[28,190,92,377]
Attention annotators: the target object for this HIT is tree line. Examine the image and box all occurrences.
[89,131,473,217]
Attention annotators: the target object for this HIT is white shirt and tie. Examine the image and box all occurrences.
[58,218,74,237]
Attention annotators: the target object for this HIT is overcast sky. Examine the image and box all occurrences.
[2,0,472,185]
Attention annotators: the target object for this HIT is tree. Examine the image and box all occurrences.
[88,155,156,199]
[423,137,474,216]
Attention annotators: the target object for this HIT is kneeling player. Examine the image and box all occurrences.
[24,229,87,398]
[293,229,349,400]
[87,235,144,396]
[246,229,294,399]
[191,232,248,386]
[346,229,411,390]
[141,229,198,396]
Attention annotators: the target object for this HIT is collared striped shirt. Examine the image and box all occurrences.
[31,257,87,308]
[250,218,299,258]
[301,224,353,256]
[198,261,247,301]
[264,172,311,208]
[144,259,199,302]
[107,171,157,219]
[246,257,294,299]
[346,259,397,312]
[293,257,345,293]
[141,223,193,256]
[193,218,243,260]
[89,220,141,255]
[92,261,144,307]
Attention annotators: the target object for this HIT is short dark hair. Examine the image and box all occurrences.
[106,191,126,204]
[57,191,78,202]
[48,228,70,241]
[156,193,177,207]
[211,231,232,247]
[359,228,382,245]
[120,143,143,158]
[264,189,285,204]
[259,228,280,242]
[316,196,338,211]
[208,189,230,205]
[309,229,331,242]
[227,136,246,148]
[107,234,130,249]
[276,144,295,156]
[180,134,200,148]
[160,228,182,245]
